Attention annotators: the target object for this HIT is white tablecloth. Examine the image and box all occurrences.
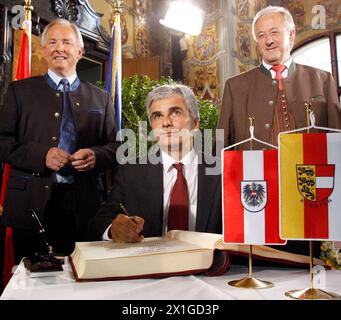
[1,261,341,300]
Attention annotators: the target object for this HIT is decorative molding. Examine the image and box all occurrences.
[53,0,79,21]
[75,0,111,53]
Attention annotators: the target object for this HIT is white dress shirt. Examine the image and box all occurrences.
[262,57,293,79]
[48,68,77,90]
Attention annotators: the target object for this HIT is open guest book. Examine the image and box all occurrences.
[69,230,325,282]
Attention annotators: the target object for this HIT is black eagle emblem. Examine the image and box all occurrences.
[242,183,265,207]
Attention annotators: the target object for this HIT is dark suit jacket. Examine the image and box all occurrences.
[0,76,119,238]
[217,63,341,149]
[88,151,222,240]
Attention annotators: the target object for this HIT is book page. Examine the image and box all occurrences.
[166,230,222,249]
[76,237,208,260]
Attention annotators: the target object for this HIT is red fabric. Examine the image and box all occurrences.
[303,133,329,238]
[0,164,11,208]
[271,64,286,90]
[167,163,189,231]
[223,151,244,243]
[3,227,15,286]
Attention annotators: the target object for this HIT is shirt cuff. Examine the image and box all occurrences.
[102,225,112,241]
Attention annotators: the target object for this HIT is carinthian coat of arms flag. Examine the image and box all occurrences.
[223,150,285,245]
[279,133,341,240]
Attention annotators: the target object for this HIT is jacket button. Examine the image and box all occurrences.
[54,112,60,118]
[51,136,57,142]
[56,92,60,97]
[44,185,49,190]
[268,100,274,106]
[272,80,277,86]
[265,123,271,129]
[76,102,80,107]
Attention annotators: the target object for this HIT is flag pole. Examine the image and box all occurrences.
[2,0,32,287]
[228,117,274,289]
[24,0,33,21]
[104,0,123,193]
[285,104,340,299]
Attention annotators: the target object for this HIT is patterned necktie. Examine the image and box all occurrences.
[270,65,295,145]
[167,163,189,231]
[59,78,77,155]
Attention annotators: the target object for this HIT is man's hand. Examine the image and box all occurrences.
[110,214,144,243]
[69,148,96,171]
[46,147,71,171]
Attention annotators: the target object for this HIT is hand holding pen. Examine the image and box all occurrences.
[109,203,144,243]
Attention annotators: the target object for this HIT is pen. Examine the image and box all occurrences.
[119,203,143,236]
[119,203,136,222]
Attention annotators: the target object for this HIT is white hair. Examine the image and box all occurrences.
[252,6,295,41]
[41,18,84,48]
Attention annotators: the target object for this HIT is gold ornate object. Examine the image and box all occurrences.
[305,102,312,133]
[228,277,274,289]
[285,288,341,300]
[285,235,340,299]
[228,245,274,289]
[24,0,33,21]
[110,0,123,26]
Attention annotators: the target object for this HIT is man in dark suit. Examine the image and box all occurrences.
[217,6,341,257]
[89,84,221,242]
[0,18,119,262]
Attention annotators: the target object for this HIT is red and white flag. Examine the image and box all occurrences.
[2,18,31,287]
[223,150,285,245]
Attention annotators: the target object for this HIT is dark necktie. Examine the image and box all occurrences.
[167,163,189,231]
[59,78,77,155]
[270,65,295,145]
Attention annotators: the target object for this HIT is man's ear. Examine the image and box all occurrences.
[77,47,84,61]
[194,119,200,130]
[289,29,296,45]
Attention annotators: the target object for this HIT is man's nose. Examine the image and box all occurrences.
[54,41,64,51]
[265,34,274,46]
[162,116,172,127]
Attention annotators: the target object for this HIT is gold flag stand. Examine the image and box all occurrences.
[285,241,340,299]
[228,245,274,289]
[285,105,341,300]
[228,117,274,289]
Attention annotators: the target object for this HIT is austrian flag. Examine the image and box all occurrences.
[222,150,285,245]
[279,133,341,240]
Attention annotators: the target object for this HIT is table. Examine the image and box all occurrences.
[1,261,340,300]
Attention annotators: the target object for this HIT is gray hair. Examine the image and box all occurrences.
[145,84,200,122]
[41,18,84,48]
[252,6,295,41]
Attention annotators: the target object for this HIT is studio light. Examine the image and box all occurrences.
[159,1,205,36]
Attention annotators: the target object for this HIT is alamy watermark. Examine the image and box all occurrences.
[11,5,25,30]
[115,123,224,176]
[311,5,326,30]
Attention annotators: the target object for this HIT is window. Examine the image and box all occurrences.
[292,32,341,102]
[292,38,331,73]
